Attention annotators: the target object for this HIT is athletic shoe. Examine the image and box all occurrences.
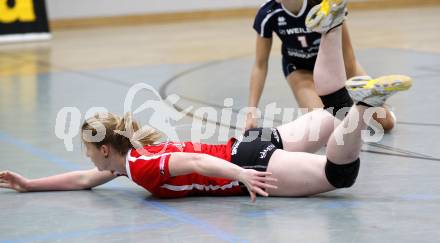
[346,74,412,107]
[306,0,348,33]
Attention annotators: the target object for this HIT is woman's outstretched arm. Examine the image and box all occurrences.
[0,168,117,192]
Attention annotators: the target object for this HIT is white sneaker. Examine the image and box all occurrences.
[306,0,348,33]
[346,75,412,107]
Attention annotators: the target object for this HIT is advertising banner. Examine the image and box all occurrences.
[0,0,50,43]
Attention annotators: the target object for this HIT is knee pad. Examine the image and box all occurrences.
[319,87,354,120]
[325,158,360,188]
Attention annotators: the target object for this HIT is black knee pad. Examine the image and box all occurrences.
[325,158,360,188]
[319,87,354,120]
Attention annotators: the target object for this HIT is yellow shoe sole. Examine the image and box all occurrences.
[321,0,345,16]
[306,0,347,31]
[347,74,412,93]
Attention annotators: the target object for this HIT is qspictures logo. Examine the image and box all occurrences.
[54,83,387,156]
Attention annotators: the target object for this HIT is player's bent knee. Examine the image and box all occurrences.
[325,158,360,188]
[319,87,354,120]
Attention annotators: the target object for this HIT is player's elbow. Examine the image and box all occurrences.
[77,175,93,190]
[76,170,99,190]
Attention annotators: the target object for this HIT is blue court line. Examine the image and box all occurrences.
[144,200,246,243]
[401,194,440,201]
[321,200,363,209]
[241,209,278,218]
[0,130,245,243]
[0,222,179,243]
[0,131,82,171]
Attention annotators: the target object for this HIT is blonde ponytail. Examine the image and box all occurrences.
[81,112,162,155]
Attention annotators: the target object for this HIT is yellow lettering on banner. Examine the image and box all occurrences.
[0,0,36,23]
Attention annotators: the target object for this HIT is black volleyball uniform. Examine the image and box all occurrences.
[253,0,322,77]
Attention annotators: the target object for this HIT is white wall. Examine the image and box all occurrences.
[46,0,264,20]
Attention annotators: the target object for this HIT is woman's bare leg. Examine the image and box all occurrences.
[313,25,370,163]
[276,109,338,153]
[276,26,349,154]
[268,105,369,197]
[326,105,368,163]
[286,70,323,109]
[314,26,346,95]
[266,150,334,196]
[267,23,368,196]
[267,107,369,197]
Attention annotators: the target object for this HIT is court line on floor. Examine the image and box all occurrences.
[365,142,436,159]
[396,121,440,127]
[0,130,246,243]
[0,222,180,243]
[0,131,82,171]
[360,149,440,162]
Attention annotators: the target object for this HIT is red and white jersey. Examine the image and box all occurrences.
[125,139,245,198]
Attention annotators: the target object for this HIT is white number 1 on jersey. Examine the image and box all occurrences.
[297,36,308,48]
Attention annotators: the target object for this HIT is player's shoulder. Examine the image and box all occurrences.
[257,0,283,17]
[128,143,183,162]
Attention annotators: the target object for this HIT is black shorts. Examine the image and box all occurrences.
[282,56,316,77]
[231,128,284,172]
